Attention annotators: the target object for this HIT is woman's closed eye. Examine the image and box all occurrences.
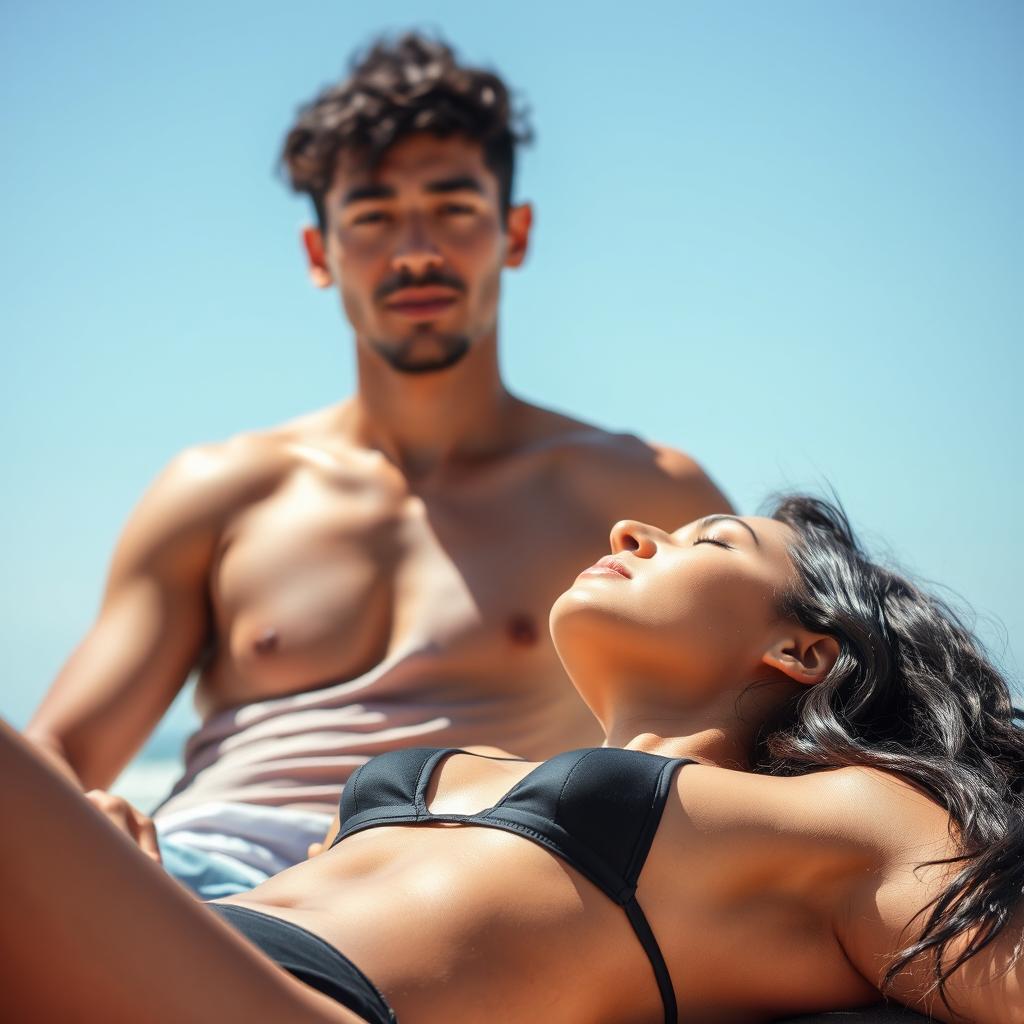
[694,535,733,550]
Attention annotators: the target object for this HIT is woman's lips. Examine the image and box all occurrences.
[578,556,632,580]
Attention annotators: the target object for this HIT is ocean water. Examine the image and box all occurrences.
[109,721,189,814]
[103,707,194,813]
[112,758,182,814]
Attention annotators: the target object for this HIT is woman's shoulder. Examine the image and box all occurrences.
[676,762,953,859]
[789,766,951,850]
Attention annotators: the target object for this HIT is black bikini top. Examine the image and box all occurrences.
[333,746,692,1024]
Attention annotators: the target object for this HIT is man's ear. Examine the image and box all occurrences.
[302,226,333,288]
[503,202,533,268]
[762,632,840,686]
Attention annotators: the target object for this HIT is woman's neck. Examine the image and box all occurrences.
[598,677,798,769]
[603,718,755,771]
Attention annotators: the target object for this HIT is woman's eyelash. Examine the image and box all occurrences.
[694,536,732,550]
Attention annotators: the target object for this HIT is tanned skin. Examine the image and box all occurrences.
[2,514,1018,1023]
[26,133,729,854]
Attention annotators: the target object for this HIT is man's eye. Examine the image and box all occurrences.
[352,211,390,226]
[694,536,732,550]
[439,203,475,216]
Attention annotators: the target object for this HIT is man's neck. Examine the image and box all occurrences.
[346,332,519,479]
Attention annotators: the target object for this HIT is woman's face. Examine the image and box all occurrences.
[550,514,801,702]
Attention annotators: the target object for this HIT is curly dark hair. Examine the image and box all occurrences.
[280,33,532,229]
[763,495,1024,1008]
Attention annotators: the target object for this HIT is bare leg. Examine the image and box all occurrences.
[0,719,368,1024]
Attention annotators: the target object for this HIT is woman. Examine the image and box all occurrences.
[3,497,1021,1023]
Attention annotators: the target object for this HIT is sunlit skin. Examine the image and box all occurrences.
[550,514,835,756]
[4,513,1019,1023]
[307,135,528,376]
[26,132,729,857]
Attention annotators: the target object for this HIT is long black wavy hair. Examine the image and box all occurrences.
[763,496,1023,1003]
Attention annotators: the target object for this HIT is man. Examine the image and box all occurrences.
[26,34,730,897]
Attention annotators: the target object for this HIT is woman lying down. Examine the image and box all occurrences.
[3,496,1021,1024]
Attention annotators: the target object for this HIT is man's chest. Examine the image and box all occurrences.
[209,460,610,677]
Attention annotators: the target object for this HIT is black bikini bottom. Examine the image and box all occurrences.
[209,903,398,1024]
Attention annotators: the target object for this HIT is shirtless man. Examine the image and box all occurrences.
[26,34,729,897]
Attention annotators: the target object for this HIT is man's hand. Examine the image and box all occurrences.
[84,789,162,862]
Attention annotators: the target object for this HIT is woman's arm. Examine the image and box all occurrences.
[0,718,367,1024]
[843,855,1022,1022]
[828,769,1023,1023]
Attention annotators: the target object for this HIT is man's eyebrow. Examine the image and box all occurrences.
[341,183,396,206]
[424,175,486,196]
[700,514,761,546]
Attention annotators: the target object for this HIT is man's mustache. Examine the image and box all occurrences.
[374,267,466,303]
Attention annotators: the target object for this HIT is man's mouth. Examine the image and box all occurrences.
[384,287,460,320]
[578,556,632,580]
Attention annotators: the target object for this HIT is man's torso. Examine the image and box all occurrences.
[155,400,726,833]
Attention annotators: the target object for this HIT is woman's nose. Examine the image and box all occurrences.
[609,520,660,558]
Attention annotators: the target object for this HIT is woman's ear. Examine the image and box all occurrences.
[762,632,839,686]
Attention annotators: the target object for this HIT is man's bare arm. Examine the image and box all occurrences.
[25,444,245,793]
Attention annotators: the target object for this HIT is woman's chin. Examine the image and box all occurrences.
[550,585,598,626]
[549,586,624,651]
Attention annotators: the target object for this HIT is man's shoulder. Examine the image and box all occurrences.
[516,407,730,524]
[162,431,289,500]
[563,430,709,486]
[516,403,706,476]
[151,406,345,518]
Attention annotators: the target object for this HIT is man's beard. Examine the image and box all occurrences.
[369,326,471,375]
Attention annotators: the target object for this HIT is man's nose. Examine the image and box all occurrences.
[391,219,444,278]
[609,520,661,558]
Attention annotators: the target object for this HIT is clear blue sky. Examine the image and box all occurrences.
[2,1,1021,758]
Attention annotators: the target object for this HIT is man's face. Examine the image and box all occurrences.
[308,134,530,375]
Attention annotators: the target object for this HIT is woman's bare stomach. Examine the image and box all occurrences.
[221,824,663,1024]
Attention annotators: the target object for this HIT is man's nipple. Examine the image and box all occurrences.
[507,614,539,647]
[253,628,280,655]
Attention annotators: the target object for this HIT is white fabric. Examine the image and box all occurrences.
[156,801,333,873]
